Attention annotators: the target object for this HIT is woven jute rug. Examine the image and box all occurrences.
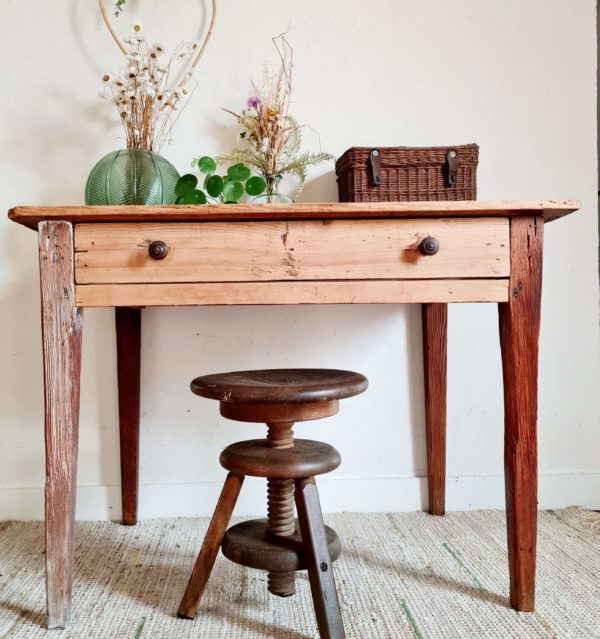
[0,508,598,638]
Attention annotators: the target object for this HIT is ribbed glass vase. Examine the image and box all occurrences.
[85,149,180,205]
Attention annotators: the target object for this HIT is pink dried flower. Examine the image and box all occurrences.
[247,96,261,108]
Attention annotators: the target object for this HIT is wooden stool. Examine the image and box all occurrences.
[177,368,368,639]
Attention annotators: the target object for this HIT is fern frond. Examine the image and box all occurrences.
[281,152,334,173]
[278,151,335,196]
[216,149,270,175]
[283,116,302,158]
[289,165,308,197]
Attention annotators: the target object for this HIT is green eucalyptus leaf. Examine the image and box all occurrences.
[175,174,198,197]
[177,189,207,205]
[198,156,217,174]
[205,175,224,198]
[227,163,251,182]
[222,180,244,202]
[245,176,267,196]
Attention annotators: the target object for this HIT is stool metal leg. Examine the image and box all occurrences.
[178,472,244,619]
[295,477,345,639]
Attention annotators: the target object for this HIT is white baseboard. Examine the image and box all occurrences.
[1,471,599,521]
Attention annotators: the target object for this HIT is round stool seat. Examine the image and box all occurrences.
[220,439,341,478]
[191,368,368,404]
[222,519,342,573]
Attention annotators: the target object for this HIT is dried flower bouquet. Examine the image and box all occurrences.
[98,0,216,152]
[219,34,334,198]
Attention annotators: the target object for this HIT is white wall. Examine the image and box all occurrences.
[0,0,598,520]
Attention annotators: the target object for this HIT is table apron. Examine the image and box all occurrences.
[74,279,509,307]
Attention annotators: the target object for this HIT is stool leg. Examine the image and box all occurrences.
[178,472,244,619]
[295,477,345,639]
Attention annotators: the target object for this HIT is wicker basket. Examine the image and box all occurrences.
[336,144,478,202]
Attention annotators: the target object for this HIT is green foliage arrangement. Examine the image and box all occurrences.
[218,115,333,199]
[175,157,267,204]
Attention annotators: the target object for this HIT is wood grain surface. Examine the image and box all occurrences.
[220,519,342,573]
[422,303,448,516]
[191,368,368,404]
[75,279,509,307]
[219,439,341,479]
[498,216,544,612]
[73,219,510,284]
[219,399,340,424]
[295,477,346,639]
[9,200,579,229]
[115,307,141,526]
[177,473,244,619]
[38,221,83,629]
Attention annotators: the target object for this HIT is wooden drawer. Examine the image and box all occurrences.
[74,218,509,284]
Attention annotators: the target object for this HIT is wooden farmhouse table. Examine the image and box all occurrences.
[8,200,579,629]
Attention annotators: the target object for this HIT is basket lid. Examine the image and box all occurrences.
[335,144,479,175]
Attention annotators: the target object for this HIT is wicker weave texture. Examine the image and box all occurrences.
[336,144,478,202]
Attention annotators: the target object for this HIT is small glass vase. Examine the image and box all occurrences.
[85,149,180,206]
[251,175,294,204]
[251,192,294,204]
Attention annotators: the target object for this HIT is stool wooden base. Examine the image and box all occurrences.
[222,518,342,573]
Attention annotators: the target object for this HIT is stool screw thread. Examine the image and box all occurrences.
[266,421,296,597]
[266,423,294,449]
[267,478,295,536]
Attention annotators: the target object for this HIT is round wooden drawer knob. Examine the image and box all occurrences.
[148,240,169,260]
[419,236,440,256]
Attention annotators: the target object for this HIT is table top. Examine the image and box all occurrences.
[8,200,580,229]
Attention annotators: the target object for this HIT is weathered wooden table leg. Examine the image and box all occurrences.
[38,221,83,629]
[498,216,543,612]
[422,303,448,516]
[116,307,141,525]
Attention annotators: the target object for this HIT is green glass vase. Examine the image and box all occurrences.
[85,149,180,205]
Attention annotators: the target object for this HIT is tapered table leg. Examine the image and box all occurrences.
[38,221,83,629]
[422,303,448,516]
[498,216,543,612]
[116,307,141,526]
[295,477,345,639]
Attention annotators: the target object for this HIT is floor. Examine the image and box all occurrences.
[0,508,598,638]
